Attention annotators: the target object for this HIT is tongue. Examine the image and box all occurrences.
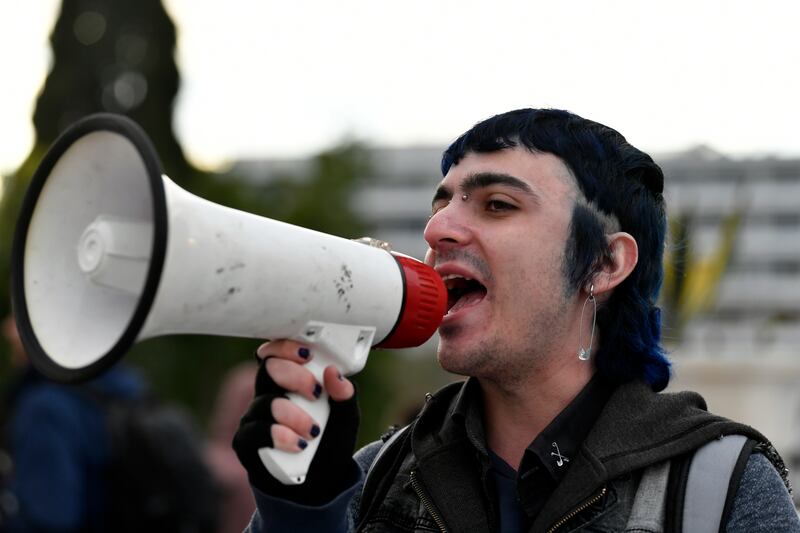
[448,290,485,314]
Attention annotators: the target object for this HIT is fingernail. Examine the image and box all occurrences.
[298,347,310,359]
[312,383,323,398]
[298,438,308,450]
[310,424,321,438]
[255,342,272,359]
[337,372,344,381]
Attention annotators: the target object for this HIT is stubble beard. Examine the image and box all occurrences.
[436,294,571,389]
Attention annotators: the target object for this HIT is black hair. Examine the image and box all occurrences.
[441,108,670,391]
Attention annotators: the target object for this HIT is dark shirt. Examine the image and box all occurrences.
[451,374,615,530]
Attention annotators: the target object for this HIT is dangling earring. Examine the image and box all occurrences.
[577,284,596,361]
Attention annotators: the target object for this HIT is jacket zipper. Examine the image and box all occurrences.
[410,470,448,533]
[546,486,607,533]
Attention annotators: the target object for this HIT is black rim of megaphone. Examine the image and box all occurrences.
[10,113,168,383]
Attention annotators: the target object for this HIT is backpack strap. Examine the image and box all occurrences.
[625,460,671,532]
[680,434,752,533]
[628,435,754,533]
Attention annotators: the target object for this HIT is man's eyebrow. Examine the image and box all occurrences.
[431,172,540,208]
[462,172,540,201]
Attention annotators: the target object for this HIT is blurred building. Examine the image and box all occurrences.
[234,144,800,499]
[656,147,800,500]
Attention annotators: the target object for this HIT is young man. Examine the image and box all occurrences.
[233,109,799,532]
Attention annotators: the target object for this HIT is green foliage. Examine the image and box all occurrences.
[247,142,372,238]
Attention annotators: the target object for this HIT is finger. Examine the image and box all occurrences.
[256,339,313,364]
[323,365,355,402]
[265,357,322,402]
[271,397,321,440]
[270,424,309,453]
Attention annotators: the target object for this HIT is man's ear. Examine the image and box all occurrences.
[591,232,638,297]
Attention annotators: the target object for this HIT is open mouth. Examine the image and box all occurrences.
[442,274,488,315]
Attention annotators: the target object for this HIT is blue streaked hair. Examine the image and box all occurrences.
[441,108,670,391]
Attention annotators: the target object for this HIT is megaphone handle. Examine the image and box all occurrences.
[256,358,332,485]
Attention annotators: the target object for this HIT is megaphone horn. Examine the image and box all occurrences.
[11,113,446,484]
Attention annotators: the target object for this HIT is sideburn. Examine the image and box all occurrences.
[563,203,614,297]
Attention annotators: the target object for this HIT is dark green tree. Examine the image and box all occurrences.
[33,0,191,181]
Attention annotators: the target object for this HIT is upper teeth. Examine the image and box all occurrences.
[441,274,473,289]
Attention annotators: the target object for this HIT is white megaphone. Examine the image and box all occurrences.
[10,113,446,485]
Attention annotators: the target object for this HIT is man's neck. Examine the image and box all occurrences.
[480,358,595,470]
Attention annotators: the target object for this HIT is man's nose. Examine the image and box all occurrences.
[423,203,473,252]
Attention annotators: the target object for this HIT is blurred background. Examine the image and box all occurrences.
[0,0,798,511]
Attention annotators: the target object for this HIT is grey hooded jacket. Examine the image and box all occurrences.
[349,379,798,532]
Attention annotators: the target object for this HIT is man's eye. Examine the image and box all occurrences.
[431,201,449,215]
[486,200,515,212]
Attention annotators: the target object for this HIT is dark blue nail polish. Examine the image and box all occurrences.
[312,383,322,398]
[337,372,344,381]
[298,347,310,359]
[298,438,308,450]
[310,424,321,437]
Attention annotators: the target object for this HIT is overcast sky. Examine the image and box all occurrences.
[1,0,799,176]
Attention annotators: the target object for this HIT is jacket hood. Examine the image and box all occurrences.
[533,379,769,532]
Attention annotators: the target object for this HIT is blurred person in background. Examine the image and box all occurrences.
[1,311,219,533]
[232,108,800,532]
[0,313,144,532]
[205,362,257,533]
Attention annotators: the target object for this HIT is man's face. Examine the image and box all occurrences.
[423,148,581,383]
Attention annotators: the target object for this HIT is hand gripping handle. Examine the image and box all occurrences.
[257,357,330,485]
[257,321,374,485]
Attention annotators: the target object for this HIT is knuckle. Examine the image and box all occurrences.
[264,355,316,396]
[272,398,300,423]
[270,424,298,450]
